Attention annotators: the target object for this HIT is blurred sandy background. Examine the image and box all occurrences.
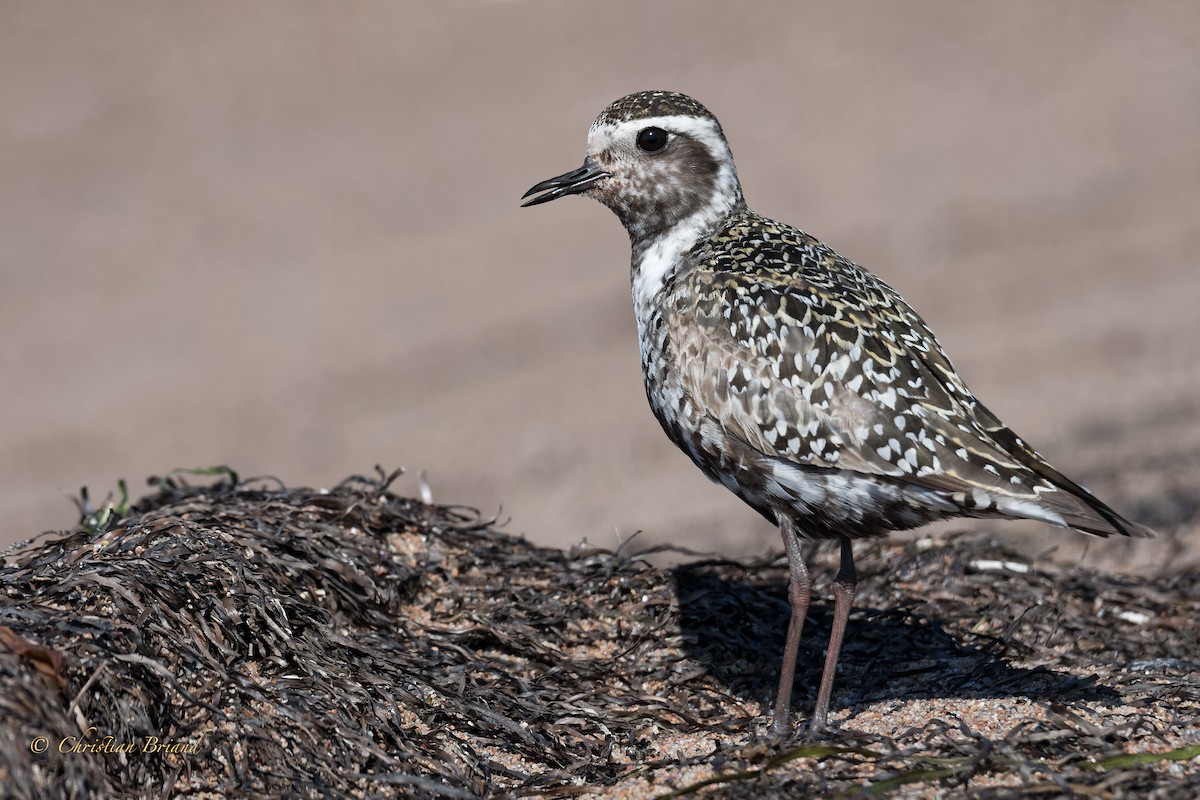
[2,2,1198,570]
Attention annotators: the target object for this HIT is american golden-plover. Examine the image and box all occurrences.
[522,91,1153,735]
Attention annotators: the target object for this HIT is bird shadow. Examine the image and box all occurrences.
[671,562,1122,719]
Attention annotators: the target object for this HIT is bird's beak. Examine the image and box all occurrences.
[521,160,610,207]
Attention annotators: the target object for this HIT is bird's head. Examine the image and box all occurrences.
[522,91,745,246]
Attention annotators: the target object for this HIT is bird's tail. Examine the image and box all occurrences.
[983,418,1155,539]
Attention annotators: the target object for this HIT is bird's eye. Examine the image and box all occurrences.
[636,127,669,153]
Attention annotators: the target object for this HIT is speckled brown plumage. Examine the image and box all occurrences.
[523,91,1154,735]
[649,208,1152,541]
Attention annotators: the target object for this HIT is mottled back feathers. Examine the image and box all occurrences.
[655,210,1152,538]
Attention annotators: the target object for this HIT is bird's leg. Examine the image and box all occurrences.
[811,536,857,729]
[771,516,811,736]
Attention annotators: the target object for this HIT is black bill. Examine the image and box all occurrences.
[521,161,610,207]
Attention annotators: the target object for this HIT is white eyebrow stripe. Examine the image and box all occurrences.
[587,115,741,214]
[589,115,727,156]
[591,114,721,137]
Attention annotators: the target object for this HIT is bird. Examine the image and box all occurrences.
[521,90,1154,736]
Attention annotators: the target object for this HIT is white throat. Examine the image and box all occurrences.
[631,179,741,310]
[631,205,719,310]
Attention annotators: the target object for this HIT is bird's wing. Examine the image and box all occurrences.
[667,219,1152,537]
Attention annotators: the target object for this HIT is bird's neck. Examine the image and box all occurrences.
[629,190,746,314]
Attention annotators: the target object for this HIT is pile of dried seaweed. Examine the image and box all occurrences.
[1,468,1197,798]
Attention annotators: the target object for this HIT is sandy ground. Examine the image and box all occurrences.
[6,477,1197,797]
[2,2,1198,570]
